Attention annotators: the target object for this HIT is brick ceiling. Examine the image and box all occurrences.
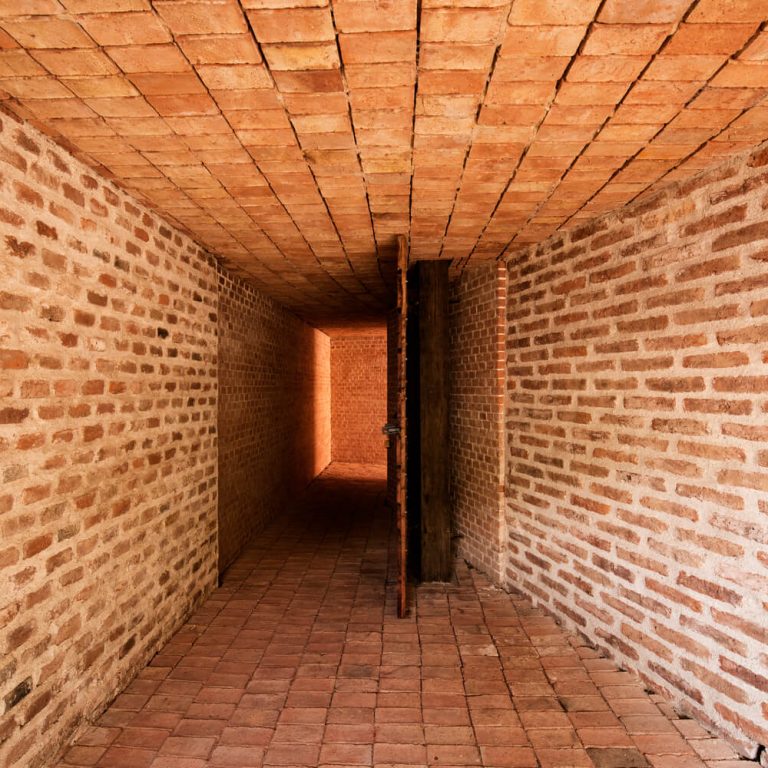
[1,0,767,330]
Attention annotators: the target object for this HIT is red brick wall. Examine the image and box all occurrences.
[0,111,218,768]
[504,141,768,756]
[449,263,507,582]
[330,334,387,465]
[218,270,330,573]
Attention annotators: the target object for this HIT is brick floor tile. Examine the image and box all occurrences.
[645,755,708,768]
[426,743,481,764]
[172,719,227,738]
[579,727,636,747]
[97,745,155,768]
[587,747,651,768]
[375,707,422,724]
[230,709,280,728]
[372,742,427,764]
[263,744,320,765]
[185,703,236,720]
[76,727,122,748]
[480,745,539,767]
[471,707,522,727]
[423,725,475,744]
[272,724,323,743]
[318,743,373,765]
[62,745,105,765]
[527,728,581,748]
[277,707,327,724]
[115,728,170,750]
[324,724,375,743]
[688,739,739,760]
[623,716,680,734]
[374,724,424,743]
[536,747,594,768]
[633,734,697,754]
[327,707,375,725]
[569,712,623,729]
[158,737,215,759]
[149,759,207,768]
[219,726,274,746]
[209,745,264,767]
[474,726,530,746]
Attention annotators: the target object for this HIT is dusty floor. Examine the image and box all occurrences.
[57,463,745,768]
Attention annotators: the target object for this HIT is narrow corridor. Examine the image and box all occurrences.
[58,465,742,768]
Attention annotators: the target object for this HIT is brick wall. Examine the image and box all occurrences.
[504,141,768,756]
[449,263,507,583]
[331,334,387,465]
[0,111,218,767]
[218,269,330,572]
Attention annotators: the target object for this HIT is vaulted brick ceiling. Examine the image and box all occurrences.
[1,0,767,328]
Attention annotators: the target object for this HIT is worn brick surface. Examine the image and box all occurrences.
[449,262,507,583]
[53,464,744,768]
[503,139,768,757]
[0,3,765,324]
[218,270,331,573]
[330,333,387,466]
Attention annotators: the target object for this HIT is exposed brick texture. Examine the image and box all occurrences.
[449,263,507,583]
[218,269,330,573]
[0,110,218,768]
[504,140,768,757]
[331,334,387,465]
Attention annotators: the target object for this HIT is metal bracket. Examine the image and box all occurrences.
[382,423,400,436]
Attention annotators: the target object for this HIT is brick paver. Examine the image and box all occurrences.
[58,463,743,768]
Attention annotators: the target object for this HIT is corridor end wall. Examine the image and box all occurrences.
[505,141,768,755]
[331,333,387,465]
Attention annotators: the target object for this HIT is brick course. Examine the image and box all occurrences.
[449,263,507,583]
[503,140,768,756]
[218,269,330,573]
[331,333,387,465]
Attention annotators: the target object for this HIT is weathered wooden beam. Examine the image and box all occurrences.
[418,260,451,582]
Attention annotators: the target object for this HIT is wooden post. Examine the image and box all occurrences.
[395,235,409,617]
[418,260,451,582]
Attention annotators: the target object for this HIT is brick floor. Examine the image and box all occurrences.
[57,463,745,768]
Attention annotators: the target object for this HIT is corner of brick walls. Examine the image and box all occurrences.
[218,269,330,572]
[449,262,507,584]
[0,110,218,767]
[504,140,768,756]
[330,334,387,466]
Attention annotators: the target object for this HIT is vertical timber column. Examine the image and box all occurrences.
[418,260,452,582]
